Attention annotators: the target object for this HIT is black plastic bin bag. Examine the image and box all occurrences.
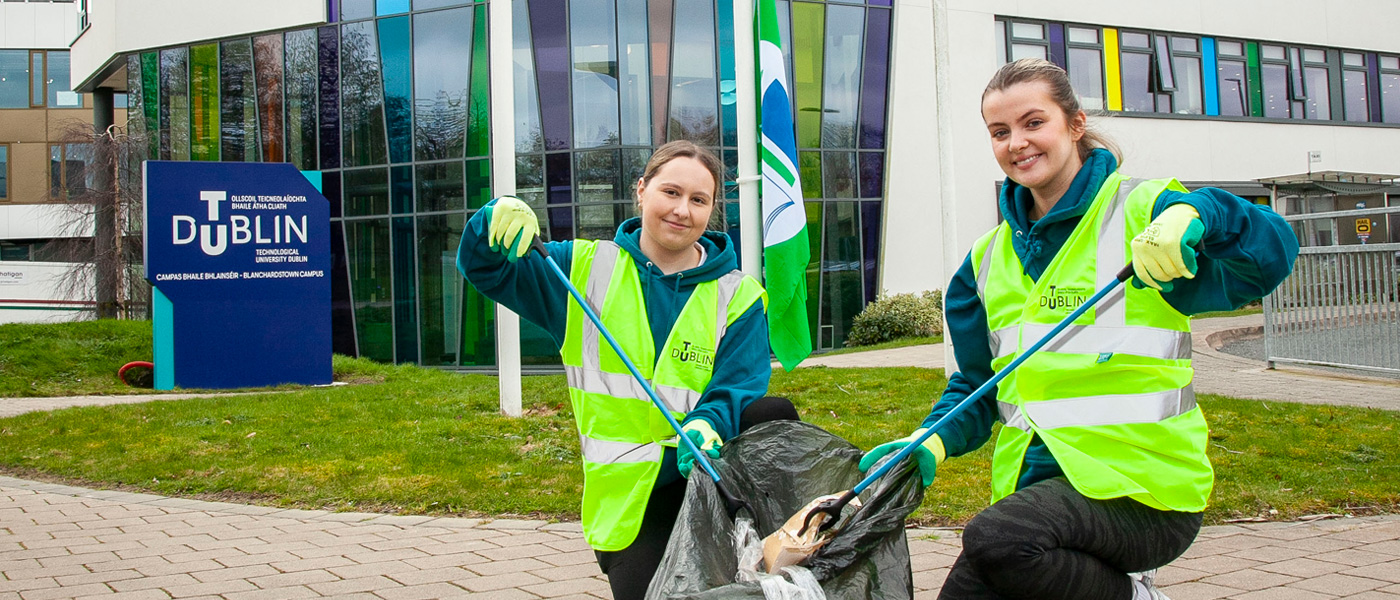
[645,421,925,600]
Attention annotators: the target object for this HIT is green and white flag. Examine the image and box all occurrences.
[758,0,811,371]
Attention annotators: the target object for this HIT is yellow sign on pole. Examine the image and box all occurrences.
[1356,218,1371,235]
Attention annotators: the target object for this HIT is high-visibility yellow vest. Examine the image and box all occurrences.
[559,239,767,550]
[969,173,1213,512]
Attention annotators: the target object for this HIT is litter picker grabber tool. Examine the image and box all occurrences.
[529,237,758,524]
[796,263,1137,536]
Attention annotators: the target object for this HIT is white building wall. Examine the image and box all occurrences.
[69,0,326,90]
[0,203,93,240]
[879,0,1400,294]
[0,2,79,50]
[0,261,93,324]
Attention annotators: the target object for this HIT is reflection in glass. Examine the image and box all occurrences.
[342,0,374,20]
[578,204,631,240]
[1218,59,1247,117]
[378,0,411,16]
[463,285,501,366]
[379,17,414,163]
[392,215,419,364]
[30,52,44,107]
[1068,47,1104,110]
[718,0,737,146]
[286,30,319,170]
[45,51,81,108]
[669,0,718,145]
[125,55,145,156]
[530,0,572,150]
[516,154,545,207]
[858,152,883,198]
[576,150,620,203]
[344,167,390,216]
[1304,66,1329,119]
[792,2,823,148]
[220,39,259,162]
[571,0,620,148]
[253,34,285,162]
[0,51,26,108]
[1011,22,1043,40]
[618,0,651,145]
[415,0,469,8]
[330,220,357,355]
[342,22,388,167]
[190,44,219,161]
[391,165,412,214]
[803,200,821,347]
[821,5,862,149]
[1120,52,1153,112]
[318,26,342,169]
[465,158,491,209]
[821,201,861,349]
[799,151,821,199]
[347,218,393,363]
[547,152,572,205]
[1120,32,1149,48]
[1262,63,1289,118]
[647,0,673,146]
[1173,55,1203,114]
[416,161,464,212]
[860,200,881,308]
[1068,27,1097,44]
[417,213,467,365]
[468,5,491,158]
[1344,70,1370,122]
[160,48,190,161]
[142,53,159,160]
[512,0,543,152]
[859,8,890,149]
[413,7,470,160]
[823,151,855,198]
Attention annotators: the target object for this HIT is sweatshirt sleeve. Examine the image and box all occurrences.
[455,200,575,348]
[683,302,772,441]
[918,254,999,457]
[1153,188,1300,315]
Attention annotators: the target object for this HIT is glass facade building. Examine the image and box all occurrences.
[122,0,896,367]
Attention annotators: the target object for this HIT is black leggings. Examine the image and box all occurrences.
[938,477,1202,600]
[595,396,800,600]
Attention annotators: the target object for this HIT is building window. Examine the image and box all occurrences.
[1119,30,1166,112]
[1380,55,1400,124]
[0,50,81,109]
[45,51,82,108]
[1300,47,1330,120]
[49,143,95,200]
[998,19,1049,62]
[1169,36,1203,114]
[1259,43,1291,118]
[1066,26,1104,110]
[1216,39,1249,117]
[1342,51,1370,122]
[0,145,8,201]
[0,50,26,108]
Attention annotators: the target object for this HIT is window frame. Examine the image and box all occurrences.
[1215,38,1250,117]
[1381,54,1400,124]
[1064,24,1106,111]
[1117,28,1163,113]
[1000,18,1050,63]
[1339,51,1369,122]
[1167,34,1204,114]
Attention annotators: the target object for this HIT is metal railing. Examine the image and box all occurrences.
[1263,233,1400,375]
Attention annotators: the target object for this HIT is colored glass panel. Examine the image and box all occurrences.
[417,213,466,365]
[287,30,320,170]
[141,52,159,160]
[329,0,340,22]
[792,3,824,149]
[858,152,882,198]
[860,200,880,308]
[867,0,890,5]
[1202,37,1219,116]
[647,0,673,147]
[803,200,821,348]
[1048,23,1066,69]
[379,17,414,164]
[413,7,470,160]
[342,0,373,19]
[415,0,469,8]
[799,151,821,199]
[618,0,651,145]
[329,220,359,356]
[546,152,572,205]
[858,8,890,149]
[462,282,501,366]
[347,218,393,362]
[253,34,286,162]
[821,5,862,149]
[344,167,390,216]
[468,5,491,157]
[548,205,574,242]
[342,22,388,167]
[571,0,620,148]
[189,44,220,161]
[318,26,342,169]
[576,149,620,203]
[391,164,413,214]
[668,0,717,145]
[159,48,190,161]
[1103,28,1121,111]
[465,158,491,209]
[325,165,344,218]
[416,161,465,212]
[512,0,543,153]
[530,0,571,150]
[823,151,855,198]
[717,0,737,147]
[378,0,411,15]
[219,39,259,162]
[821,201,860,348]
[391,215,419,363]
[1246,42,1263,117]
[516,154,544,207]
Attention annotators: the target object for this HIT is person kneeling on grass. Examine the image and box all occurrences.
[862,59,1297,600]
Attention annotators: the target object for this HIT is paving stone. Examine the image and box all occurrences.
[1342,561,1400,584]
[161,578,260,598]
[72,589,174,600]
[1232,587,1333,600]
[1155,581,1240,600]
[374,582,474,600]
[246,568,341,588]
[1287,572,1388,596]
[222,584,323,599]
[307,574,401,595]
[458,572,549,592]
[108,573,201,592]
[468,557,555,577]
[1256,557,1350,578]
[387,567,476,586]
[1201,568,1302,591]
[1229,544,1320,563]
[521,576,612,598]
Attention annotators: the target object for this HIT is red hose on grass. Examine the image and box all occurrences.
[118,361,155,388]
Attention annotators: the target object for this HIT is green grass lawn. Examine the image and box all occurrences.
[0,320,155,397]
[0,355,1394,526]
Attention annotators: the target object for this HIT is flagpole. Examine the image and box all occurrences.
[734,0,762,280]
[489,0,522,417]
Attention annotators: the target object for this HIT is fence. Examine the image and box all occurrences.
[1262,206,1400,375]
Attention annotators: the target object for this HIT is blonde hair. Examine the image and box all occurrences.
[637,141,726,228]
[982,58,1122,164]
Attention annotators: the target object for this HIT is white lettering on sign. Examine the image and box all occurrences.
[170,190,310,257]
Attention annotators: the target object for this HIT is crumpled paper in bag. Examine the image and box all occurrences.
[761,493,862,574]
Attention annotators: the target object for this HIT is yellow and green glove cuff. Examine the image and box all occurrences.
[677,419,722,478]
[858,428,946,487]
[1131,203,1204,292]
[484,196,541,262]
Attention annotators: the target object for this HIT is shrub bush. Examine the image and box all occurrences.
[845,290,944,347]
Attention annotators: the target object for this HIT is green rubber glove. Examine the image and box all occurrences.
[1130,204,1204,293]
[676,419,722,478]
[858,428,946,487]
[484,196,540,262]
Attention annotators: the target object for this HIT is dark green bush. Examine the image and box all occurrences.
[845,290,944,347]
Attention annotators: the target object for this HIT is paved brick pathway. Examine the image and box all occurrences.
[3,476,1398,599]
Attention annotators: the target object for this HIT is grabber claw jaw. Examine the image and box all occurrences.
[716,480,758,526]
[796,491,856,536]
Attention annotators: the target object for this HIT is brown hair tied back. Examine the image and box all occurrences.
[637,140,726,228]
[982,58,1122,164]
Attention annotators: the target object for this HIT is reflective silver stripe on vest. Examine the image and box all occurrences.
[715,270,746,341]
[580,241,622,373]
[999,401,1031,432]
[1023,323,1192,360]
[579,436,662,465]
[990,326,1019,360]
[565,366,696,415]
[976,232,1002,357]
[1094,177,1140,327]
[1024,386,1197,430]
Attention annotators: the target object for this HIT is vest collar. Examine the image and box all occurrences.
[998,148,1119,236]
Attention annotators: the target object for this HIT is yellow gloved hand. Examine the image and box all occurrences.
[677,419,722,478]
[1130,204,1204,292]
[858,428,946,487]
[485,196,540,262]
